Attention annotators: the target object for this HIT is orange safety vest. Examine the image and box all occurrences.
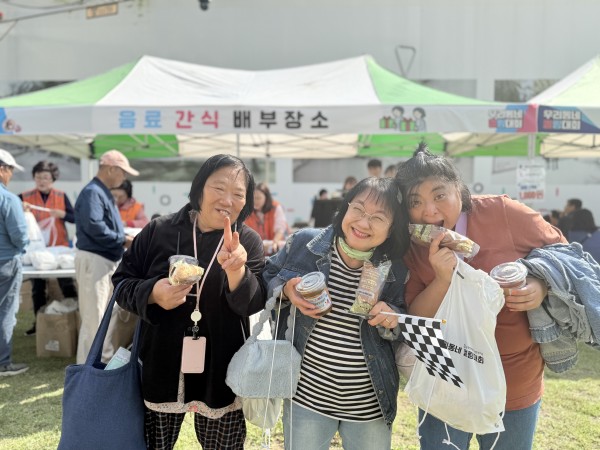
[119,201,143,225]
[21,188,70,247]
[245,200,279,240]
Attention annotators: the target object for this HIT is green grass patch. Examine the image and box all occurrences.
[2,310,599,449]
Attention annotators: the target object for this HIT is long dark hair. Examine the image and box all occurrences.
[255,182,274,213]
[332,177,410,259]
[395,142,472,214]
[189,154,255,227]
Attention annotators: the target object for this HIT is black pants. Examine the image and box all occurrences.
[31,277,78,316]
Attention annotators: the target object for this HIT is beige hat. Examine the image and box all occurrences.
[0,148,24,171]
[99,150,139,176]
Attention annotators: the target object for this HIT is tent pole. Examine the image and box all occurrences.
[527,133,535,159]
[236,134,240,158]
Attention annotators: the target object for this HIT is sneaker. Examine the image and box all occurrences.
[0,363,29,376]
[24,325,36,336]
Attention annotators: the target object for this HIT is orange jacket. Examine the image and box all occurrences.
[245,200,279,240]
[118,198,149,228]
[21,188,69,247]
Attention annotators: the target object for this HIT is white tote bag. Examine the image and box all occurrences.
[405,258,507,435]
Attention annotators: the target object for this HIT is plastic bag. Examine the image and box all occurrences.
[29,250,59,270]
[405,257,506,435]
[23,211,45,265]
[38,216,58,247]
[409,223,480,259]
[395,341,417,380]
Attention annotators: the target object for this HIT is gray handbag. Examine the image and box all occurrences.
[226,289,301,399]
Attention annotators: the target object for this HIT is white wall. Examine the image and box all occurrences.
[2,0,600,89]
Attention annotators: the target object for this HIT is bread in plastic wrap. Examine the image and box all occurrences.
[168,255,205,285]
[409,223,480,259]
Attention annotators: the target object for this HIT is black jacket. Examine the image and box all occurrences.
[113,204,267,407]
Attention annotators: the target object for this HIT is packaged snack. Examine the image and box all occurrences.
[490,262,528,289]
[348,260,392,316]
[409,223,480,259]
[295,272,332,316]
[168,255,205,285]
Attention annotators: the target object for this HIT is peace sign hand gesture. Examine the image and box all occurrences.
[217,217,247,290]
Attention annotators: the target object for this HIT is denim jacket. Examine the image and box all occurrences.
[262,226,409,427]
[519,242,600,373]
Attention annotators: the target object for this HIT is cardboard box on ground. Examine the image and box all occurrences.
[19,278,69,313]
[20,279,81,358]
[36,307,80,358]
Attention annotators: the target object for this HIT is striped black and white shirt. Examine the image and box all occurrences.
[293,246,382,421]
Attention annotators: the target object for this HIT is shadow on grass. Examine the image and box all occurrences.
[0,309,73,442]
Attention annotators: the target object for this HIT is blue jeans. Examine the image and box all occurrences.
[283,400,391,450]
[0,258,22,366]
[418,400,541,450]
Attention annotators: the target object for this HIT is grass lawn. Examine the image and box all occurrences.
[1,309,599,449]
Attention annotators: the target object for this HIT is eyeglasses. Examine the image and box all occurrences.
[347,203,391,230]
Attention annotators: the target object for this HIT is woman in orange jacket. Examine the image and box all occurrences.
[111,179,149,228]
[19,160,77,336]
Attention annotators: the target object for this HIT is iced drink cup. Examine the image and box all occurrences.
[490,262,528,290]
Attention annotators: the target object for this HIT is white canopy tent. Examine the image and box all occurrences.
[0,55,526,160]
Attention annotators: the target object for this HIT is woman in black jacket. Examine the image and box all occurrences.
[113,154,267,450]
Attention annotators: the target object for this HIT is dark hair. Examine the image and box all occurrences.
[255,182,274,214]
[112,179,133,199]
[413,107,426,118]
[32,160,59,181]
[342,176,357,191]
[367,159,382,169]
[551,209,561,220]
[189,154,255,226]
[571,208,597,233]
[318,189,328,197]
[567,198,583,210]
[331,177,410,259]
[384,164,398,177]
[392,106,404,115]
[395,142,472,214]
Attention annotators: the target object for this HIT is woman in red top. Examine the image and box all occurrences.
[20,160,77,336]
[111,179,149,228]
[395,144,565,450]
[245,182,288,254]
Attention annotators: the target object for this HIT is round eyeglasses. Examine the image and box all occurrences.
[347,202,391,230]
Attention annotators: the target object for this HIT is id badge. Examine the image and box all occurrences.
[181,336,207,373]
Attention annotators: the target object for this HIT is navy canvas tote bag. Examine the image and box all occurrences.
[58,282,146,450]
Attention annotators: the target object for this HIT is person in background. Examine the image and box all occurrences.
[568,208,600,262]
[111,179,149,229]
[549,209,561,227]
[263,176,410,450]
[395,143,566,450]
[384,164,398,178]
[557,198,582,236]
[0,149,29,376]
[245,182,289,254]
[367,159,383,178]
[113,154,267,450]
[341,176,358,195]
[318,188,329,200]
[19,160,78,336]
[74,150,139,364]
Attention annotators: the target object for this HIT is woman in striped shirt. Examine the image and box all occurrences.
[263,176,410,450]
